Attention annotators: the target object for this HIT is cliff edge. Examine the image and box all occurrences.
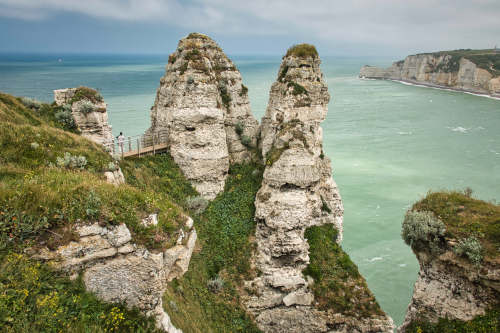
[360,49,500,97]
[400,191,500,332]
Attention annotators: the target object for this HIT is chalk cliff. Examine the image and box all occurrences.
[245,44,393,333]
[54,87,114,146]
[360,50,500,97]
[399,192,500,332]
[146,33,259,200]
[33,217,196,333]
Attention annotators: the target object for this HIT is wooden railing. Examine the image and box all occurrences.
[102,130,169,158]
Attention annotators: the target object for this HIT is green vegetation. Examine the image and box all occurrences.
[285,44,319,59]
[401,210,446,253]
[218,83,232,109]
[406,306,500,333]
[239,84,248,97]
[0,252,159,333]
[187,32,209,40]
[411,191,500,259]
[235,122,244,136]
[417,49,500,76]
[78,100,96,114]
[168,53,177,64]
[453,236,483,266]
[162,163,263,333]
[265,144,288,166]
[287,81,308,96]
[69,86,103,104]
[278,65,289,81]
[304,224,384,317]
[0,92,183,331]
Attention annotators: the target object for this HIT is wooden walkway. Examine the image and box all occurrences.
[103,130,169,159]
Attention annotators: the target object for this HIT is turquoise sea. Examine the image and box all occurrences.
[1,53,499,325]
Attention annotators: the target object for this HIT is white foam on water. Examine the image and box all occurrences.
[399,264,407,267]
[368,257,383,262]
[446,126,469,133]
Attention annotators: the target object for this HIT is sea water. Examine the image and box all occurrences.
[1,53,499,325]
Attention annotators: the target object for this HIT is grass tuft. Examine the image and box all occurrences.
[285,44,319,59]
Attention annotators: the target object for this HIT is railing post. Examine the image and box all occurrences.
[153,133,156,155]
[137,138,140,157]
[128,137,132,152]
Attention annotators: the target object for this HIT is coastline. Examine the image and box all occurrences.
[360,76,500,101]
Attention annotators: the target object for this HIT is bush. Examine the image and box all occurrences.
[54,108,76,130]
[218,83,231,109]
[186,195,209,215]
[19,97,41,110]
[107,161,118,172]
[239,84,248,97]
[235,122,244,136]
[287,81,308,96]
[78,100,96,114]
[56,152,88,170]
[240,135,252,147]
[187,76,195,84]
[402,210,446,252]
[454,236,483,265]
[69,86,103,104]
[207,275,224,293]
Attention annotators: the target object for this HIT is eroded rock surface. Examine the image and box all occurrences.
[54,88,114,146]
[146,33,259,199]
[360,53,500,97]
[34,220,196,333]
[245,46,393,332]
[399,242,500,332]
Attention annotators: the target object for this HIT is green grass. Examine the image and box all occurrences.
[405,306,500,333]
[287,81,308,96]
[412,191,500,259]
[162,163,263,333]
[304,224,384,317]
[0,252,160,333]
[120,154,198,209]
[285,44,319,59]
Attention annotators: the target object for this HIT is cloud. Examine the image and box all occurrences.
[0,0,499,51]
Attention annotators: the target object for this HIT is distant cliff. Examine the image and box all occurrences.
[360,49,500,97]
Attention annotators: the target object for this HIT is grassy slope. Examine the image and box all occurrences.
[0,92,188,332]
[304,224,384,318]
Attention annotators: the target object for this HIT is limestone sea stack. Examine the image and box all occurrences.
[54,87,114,146]
[359,50,500,97]
[146,33,259,200]
[245,44,393,332]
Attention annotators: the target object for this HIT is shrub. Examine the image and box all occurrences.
[285,44,319,59]
[85,189,101,220]
[287,81,308,95]
[54,108,76,130]
[240,135,252,147]
[402,210,446,252]
[107,161,118,172]
[186,195,209,215]
[20,97,42,109]
[321,197,331,213]
[56,152,88,170]
[187,76,195,84]
[69,86,103,104]
[218,83,231,109]
[454,236,483,265]
[239,84,248,97]
[207,275,224,293]
[78,100,96,114]
[168,53,177,64]
[235,122,244,136]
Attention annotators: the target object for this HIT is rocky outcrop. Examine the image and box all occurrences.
[360,52,500,97]
[54,87,114,146]
[146,33,259,200]
[245,45,393,332]
[400,237,500,331]
[33,219,197,333]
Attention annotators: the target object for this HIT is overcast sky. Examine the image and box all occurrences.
[0,0,499,56]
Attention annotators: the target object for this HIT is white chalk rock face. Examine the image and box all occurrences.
[146,33,259,200]
[53,87,114,147]
[33,219,197,333]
